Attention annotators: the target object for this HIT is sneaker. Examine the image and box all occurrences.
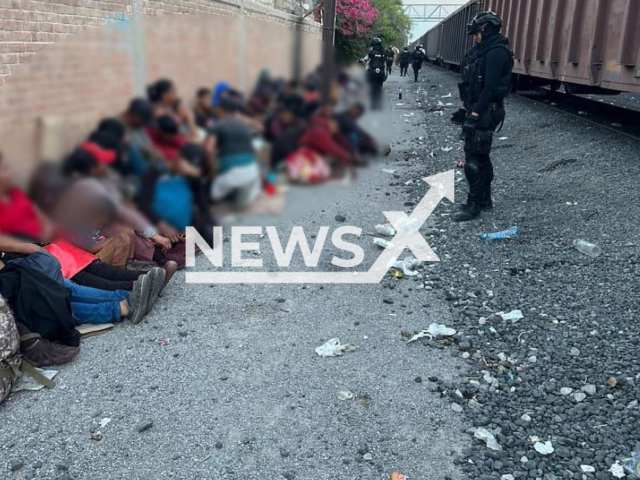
[145,267,166,315]
[127,272,152,324]
[19,332,79,367]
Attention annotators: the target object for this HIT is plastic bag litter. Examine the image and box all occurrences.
[381,168,397,174]
[609,462,626,478]
[474,427,502,451]
[375,224,396,236]
[408,323,457,343]
[498,310,524,322]
[315,338,356,357]
[392,258,420,277]
[12,368,58,392]
[533,441,554,455]
[374,238,393,249]
[624,452,640,477]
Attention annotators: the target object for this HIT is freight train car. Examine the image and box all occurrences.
[414,0,640,95]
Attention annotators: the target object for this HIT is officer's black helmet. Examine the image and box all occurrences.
[467,11,502,35]
[370,37,382,47]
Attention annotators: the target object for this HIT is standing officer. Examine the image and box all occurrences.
[451,11,513,222]
[399,47,410,77]
[365,37,387,110]
[385,47,395,76]
[410,45,426,83]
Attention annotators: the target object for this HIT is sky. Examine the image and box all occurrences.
[404,1,468,42]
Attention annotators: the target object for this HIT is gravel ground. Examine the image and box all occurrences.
[583,92,640,113]
[0,76,466,480]
[388,66,640,479]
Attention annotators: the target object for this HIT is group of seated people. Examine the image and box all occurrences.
[0,67,381,369]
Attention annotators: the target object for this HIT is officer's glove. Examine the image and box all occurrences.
[450,108,467,125]
[462,115,479,135]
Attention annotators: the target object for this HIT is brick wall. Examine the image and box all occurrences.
[0,0,321,182]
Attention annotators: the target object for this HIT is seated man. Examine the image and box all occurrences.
[335,102,379,157]
[206,98,261,210]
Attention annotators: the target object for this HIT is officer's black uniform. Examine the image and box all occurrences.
[366,38,387,110]
[385,48,395,75]
[453,12,513,222]
[410,47,426,83]
[399,48,410,76]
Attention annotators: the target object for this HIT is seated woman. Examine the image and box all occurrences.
[147,78,199,141]
[206,98,261,210]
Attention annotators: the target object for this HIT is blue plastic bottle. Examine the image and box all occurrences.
[478,226,520,242]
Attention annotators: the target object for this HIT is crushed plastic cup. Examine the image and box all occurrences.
[375,224,396,236]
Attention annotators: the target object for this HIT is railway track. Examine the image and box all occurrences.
[514,89,640,142]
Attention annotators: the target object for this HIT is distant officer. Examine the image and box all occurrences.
[451,11,513,222]
[385,47,395,75]
[399,47,410,77]
[365,37,387,110]
[410,45,426,83]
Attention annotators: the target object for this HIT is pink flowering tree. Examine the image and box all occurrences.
[336,0,378,38]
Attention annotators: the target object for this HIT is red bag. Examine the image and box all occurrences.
[286,148,331,184]
[44,240,96,279]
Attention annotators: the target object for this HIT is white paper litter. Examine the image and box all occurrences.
[373,238,392,249]
[315,338,356,357]
[99,418,111,429]
[392,259,420,277]
[374,224,396,236]
[381,168,397,174]
[533,441,554,455]
[498,310,524,322]
[441,93,452,98]
[12,368,58,392]
[441,147,453,152]
[336,390,353,401]
[474,427,502,451]
[580,465,595,473]
[408,323,457,343]
[609,462,625,478]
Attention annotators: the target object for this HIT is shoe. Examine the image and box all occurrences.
[127,272,152,324]
[453,203,481,222]
[18,326,80,367]
[145,267,166,315]
[479,188,493,210]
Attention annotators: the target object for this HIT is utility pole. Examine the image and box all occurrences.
[320,0,337,103]
[131,0,147,96]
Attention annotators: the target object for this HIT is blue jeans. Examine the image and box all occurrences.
[64,280,129,325]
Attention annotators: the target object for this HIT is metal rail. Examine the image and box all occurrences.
[402,4,461,21]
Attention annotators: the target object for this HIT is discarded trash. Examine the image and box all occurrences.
[441,147,453,152]
[434,110,444,116]
[533,441,554,455]
[611,122,622,128]
[479,226,520,242]
[392,257,421,277]
[398,89,403,100]
[99,418,111,429]
[580,465,595,473]
[498,310,524,322]
[390,472,407,480]
[389,268,405,278]
[403,112,415,117]
[474,427,502,451]
[90,433,103,442]
[609,462,626,478]
[441,93,452,98]
[373,238,393,249]
[408,323,457,343]
[607,376,618,388]
[375,224,396,236]
[381,168,397,174]
[337,390,353,401]
[397,217,422,237]
[498,136,509,140]
[573,239,602,258]
[363,453,373,461]
[624,452,640,477]
[315,338,356,357]
[12,368,58,392]
[404,179,414,186]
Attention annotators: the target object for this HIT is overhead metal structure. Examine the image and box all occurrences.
[403,4,461,22]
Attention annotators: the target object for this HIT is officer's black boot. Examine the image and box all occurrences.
[479,185,493,210]
[454,202,481,222]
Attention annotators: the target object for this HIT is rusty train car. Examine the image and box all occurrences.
[414,0,640,94]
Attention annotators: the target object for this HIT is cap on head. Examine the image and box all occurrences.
[467,11,503,36]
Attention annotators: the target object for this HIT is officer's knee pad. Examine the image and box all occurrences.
[464,159,482,183]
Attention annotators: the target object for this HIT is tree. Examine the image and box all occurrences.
[370,0,411,49]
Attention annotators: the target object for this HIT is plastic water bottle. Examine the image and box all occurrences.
[478,226,520,242]
[573,239,602,258]
[398,89,403,100]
